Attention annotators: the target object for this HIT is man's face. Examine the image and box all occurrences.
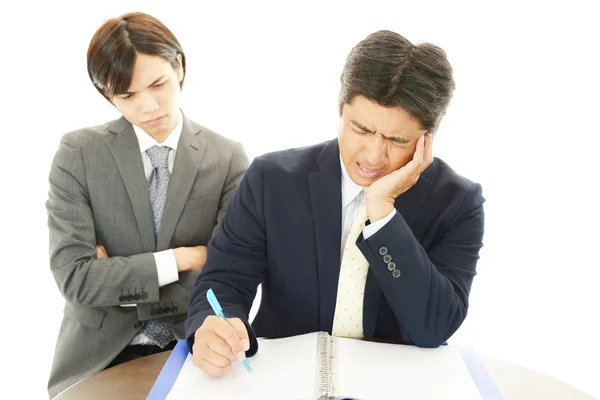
[338,95,430,187]
[111,53,184,140]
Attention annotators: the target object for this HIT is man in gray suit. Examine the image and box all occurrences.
[45,12,249,398]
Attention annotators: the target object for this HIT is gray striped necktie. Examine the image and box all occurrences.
[137,145,175,348]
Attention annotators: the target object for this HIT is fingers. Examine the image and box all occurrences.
[195,331,236,364]
[192,316,248,377]
[207,336,237,363]
[400,135,425,176]
[423,131,434,167]
[96,245,107,259]
[409,134,432,175]
[212,318,246,361]
[194,356,232,377]
[228,318,250,351]
[192,334,233,377]
[414,134,425,164]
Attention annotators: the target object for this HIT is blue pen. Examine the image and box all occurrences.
[206,288,252,374]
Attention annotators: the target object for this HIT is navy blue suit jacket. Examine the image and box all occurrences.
[186,139,485,355]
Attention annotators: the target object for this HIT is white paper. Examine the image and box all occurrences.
[165,332,484,400]
[166,332,319,400]
[334,337,483,400]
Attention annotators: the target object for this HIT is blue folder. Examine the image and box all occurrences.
[147,340,190,400]
[147,340,504,400]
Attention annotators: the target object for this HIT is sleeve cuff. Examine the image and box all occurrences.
[154,249,179,287]
[363,208,397,239]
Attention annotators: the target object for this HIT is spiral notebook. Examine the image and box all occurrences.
[151,332,502,400]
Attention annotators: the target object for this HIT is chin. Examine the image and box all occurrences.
[349,174,375,187]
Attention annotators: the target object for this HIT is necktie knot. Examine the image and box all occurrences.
[146,145,170,169]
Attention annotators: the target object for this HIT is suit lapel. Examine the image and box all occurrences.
[156,116,206,250]
[308,140,343,332]
[362,162,434,338]
[106,117,156,252]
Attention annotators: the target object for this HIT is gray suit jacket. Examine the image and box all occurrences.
[46,113,249,398]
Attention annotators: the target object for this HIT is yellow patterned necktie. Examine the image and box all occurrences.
[332,204,369,338]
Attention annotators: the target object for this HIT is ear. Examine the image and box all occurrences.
[176,53,184,83]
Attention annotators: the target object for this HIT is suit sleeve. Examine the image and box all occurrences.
[136,141,250,321]
[357,183,485,347]
[46,133,160,308]
[185,158,266,357]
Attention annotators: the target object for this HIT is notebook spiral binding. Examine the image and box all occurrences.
[315,332,335,399]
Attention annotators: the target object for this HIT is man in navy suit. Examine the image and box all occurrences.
[185,30,485,376]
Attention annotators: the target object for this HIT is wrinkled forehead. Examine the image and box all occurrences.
[344,96,428,139]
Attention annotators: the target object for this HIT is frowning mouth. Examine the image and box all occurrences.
[145,116,165,125]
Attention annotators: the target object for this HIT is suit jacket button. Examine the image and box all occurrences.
[133,294,141,301]
[172,307,178,314]
[387,262,396,271]
[392,269,401,278]
[141,293,148,300]
[126,295,134,301]
[383,254,392,263]
[378,247,388,255]
[151,309,157,316]
[164,307,171,313]
[119,295,127,302]
[157,308,164,315]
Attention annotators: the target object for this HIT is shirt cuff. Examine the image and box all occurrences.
[154,249,179,287]
[363,209,397,239]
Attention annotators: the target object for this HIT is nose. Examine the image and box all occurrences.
[139,92,159,114]
[363,134,387,166]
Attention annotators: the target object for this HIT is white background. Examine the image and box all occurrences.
[1,1,599,398]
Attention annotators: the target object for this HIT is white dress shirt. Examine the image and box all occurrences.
[340,155,396,259]
[132,110,184,288]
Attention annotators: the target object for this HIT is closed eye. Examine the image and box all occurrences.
[351,127,369,135]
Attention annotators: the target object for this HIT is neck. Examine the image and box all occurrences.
[151,131,171,144]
